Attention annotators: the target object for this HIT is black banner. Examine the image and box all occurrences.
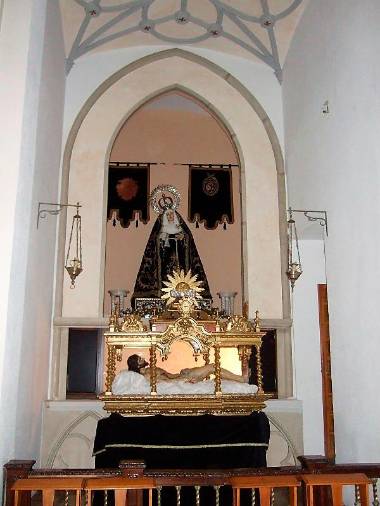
[188,165,234,229]
[107,163,149,227]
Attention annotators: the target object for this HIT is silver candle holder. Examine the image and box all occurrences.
[108,289,129,313]
[217,291,238,316]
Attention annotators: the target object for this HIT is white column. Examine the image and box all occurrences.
[0,0,65,493]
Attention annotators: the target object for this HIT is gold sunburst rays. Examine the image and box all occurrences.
[161,269,204,306]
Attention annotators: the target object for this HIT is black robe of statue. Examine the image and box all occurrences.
[132,211,211,301]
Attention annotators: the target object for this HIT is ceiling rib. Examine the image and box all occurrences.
[68,0,303,81]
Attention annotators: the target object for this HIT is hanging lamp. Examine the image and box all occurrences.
[286,207,302,289]
[65,202,83,288]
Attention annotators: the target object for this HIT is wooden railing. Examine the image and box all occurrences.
[4,457,380,506]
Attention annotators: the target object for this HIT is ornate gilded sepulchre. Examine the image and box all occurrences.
[100,270,272,416]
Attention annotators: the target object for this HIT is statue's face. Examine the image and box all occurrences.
[137,356,148,368]
[166,210,175,222]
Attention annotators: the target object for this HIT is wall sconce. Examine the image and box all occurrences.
[37,201,81,228]
[65,203,83,289]
[286,208,302,289]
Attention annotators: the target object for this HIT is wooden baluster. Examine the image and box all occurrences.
[148,488,153,506]
[150,345,157,395]
[258,488,271,506]
[104,490,108,506]
[251,488,256,505]
[359,483,370,506]
[214,345,222,395]
[255,343,264,393]
[114,489,126,506]
[234,487,240,506]
[42,489,55,506]
[270,487,274,506]
[14,490,21,506]
[289,486,297,506]
[105,346,117,395]
[330,484,343,506]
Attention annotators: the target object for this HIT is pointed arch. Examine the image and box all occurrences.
[56,48,289,340]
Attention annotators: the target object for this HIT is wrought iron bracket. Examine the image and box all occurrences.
[37,202,82,229]
[288,208,328,236]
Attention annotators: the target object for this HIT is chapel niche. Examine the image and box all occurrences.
[103,90,243,321]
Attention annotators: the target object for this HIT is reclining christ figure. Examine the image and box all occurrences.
[127,354,249,383]
[111,354,258,395]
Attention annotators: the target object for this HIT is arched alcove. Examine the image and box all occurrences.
[104,90,242,313]
[59,51,286,324]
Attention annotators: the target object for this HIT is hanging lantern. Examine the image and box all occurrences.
[286,207,302,289]
[65,202,83,289]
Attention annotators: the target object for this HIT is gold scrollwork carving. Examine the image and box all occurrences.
[157,317,212,358]
[121,314,145,332]
[226,315,254,333]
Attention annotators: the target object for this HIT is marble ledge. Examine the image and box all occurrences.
[44,398,302,413]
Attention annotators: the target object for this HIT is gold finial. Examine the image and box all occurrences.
[109,312,117,332]
[254,310,260,332]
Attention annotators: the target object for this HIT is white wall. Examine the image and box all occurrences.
[0,0,65,488]
[292,239,325,455]
[283,0,380,463]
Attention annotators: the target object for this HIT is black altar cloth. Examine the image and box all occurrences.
[94,412,270,469]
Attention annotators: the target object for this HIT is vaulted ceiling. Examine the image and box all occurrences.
[59,0,307,81]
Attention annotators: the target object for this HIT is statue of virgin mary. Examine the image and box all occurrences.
[131,185,211,302]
